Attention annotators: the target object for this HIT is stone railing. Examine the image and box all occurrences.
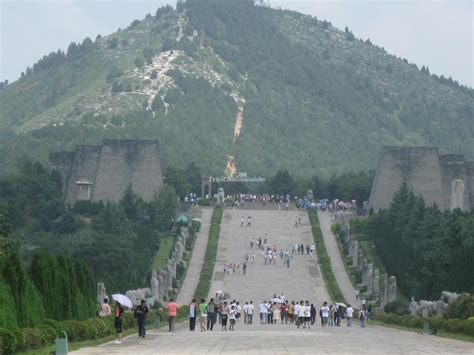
[337,213,397,308]
[96,227,190,308]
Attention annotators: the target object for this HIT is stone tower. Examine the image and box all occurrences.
[49,139,163,204]
[368,147,473,212]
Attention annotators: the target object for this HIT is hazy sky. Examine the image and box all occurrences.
[1,0,473,87]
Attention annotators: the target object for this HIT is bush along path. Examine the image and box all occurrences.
[308,209,347,304]
[193,207,223,300]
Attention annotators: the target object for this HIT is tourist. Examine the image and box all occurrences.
[189,299,198,331]
[359,306,366,328]
[243,302,249,324]
[113,301,124,344]
[259,301,268,324]
[221,301,229,331]
[207,298,216,331]
[304,301,311,329]
[355,288,360,301]
[241,217,244,226]
[336,304,343,326]
[310,303,316,325]
[321,302,329,328]
[288,301,294,324]
[229,305,236,331]
[198,298,208,332]
[165,298,180,332]
[280,302,287,324]
[247,301,254,324]
[272,302,280,324]
[134,300,149,339]
[99,298,111,317]
[367,304,372,323]
[297,301,305,329]
[329,304,335,326]
[346,304,354,327]
[243,262,247,274]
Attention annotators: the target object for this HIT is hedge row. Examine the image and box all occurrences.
[375,313,474,336]
[0,311,157,354]
[308,210,346,303]
[194,207,223,300]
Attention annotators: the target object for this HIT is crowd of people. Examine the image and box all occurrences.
[159,294,370,333]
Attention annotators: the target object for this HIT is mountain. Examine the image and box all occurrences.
[1,0,472,177]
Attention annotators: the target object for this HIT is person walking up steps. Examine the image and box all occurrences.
[229,305,237,331]
[207,298,216,331]
[165,298,180,332]
[189,299,197,331]
[221,302,229,331]
[321,302,329,328]
[247,301,254,324]
[134,300,149,338]
[346,304,354,327]
[198,298,208,332]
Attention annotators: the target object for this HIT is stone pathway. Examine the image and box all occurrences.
[176,207,213,304]
[73,321,474,354]
[318,210,358,306]
[74,207,474,354]
[209,208,330,304]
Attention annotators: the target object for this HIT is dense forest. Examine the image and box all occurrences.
[0,161,178,294]
[0,0,472,178]
[0,211,96,327]
[358,185,474,300]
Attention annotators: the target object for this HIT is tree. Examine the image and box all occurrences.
[134,57,145,68]
[151,183,177,231]
[269,169,295,195]
[2,249,27,325]
[119,184,140,221]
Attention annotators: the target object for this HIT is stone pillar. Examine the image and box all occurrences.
[361,258,368,285]
[373,268,380,300]
[151,271,159,299]
[97,282,106,304]
[388,276,397,303]
[352,241,359,267]
[381,273,389,306]
[367,263,374,294]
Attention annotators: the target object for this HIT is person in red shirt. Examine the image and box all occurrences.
[165,298,180,332]
[114,302,124,344]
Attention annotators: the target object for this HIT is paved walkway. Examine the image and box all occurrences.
[74,321,474,354]
[318,211,358,306]
[74,208,474,354]
[177,207,213,304]
[209,208,330,304]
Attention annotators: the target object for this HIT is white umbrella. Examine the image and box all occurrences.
[112,294,133,309]
[271,297,283,303]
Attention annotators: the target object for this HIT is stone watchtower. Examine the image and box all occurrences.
[49,139,163,204]
[368,147,473,212]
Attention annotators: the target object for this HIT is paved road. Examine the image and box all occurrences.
[318,210,358,306]
[177,207,212,304]
[209,208,330,304]
[73,207,473,354]
[74,321,474,354]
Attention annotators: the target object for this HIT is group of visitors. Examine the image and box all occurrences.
[224,262,247,275]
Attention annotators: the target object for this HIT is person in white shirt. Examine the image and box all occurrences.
[259,302,268,324]
[243,302,249,324]
[297,301,305,329]
[320,302,329,328]
[304,301,311,329]
[229,305,237,331]
[247,301,255,324]
[346,304,354,327]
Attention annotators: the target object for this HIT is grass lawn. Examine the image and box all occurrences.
[150,235,174,272]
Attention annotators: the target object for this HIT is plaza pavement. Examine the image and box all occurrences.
[209,208,330,304]
[73,320,474,354]
[73,206,474,354]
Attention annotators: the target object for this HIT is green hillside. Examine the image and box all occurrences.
[0,0,472,177]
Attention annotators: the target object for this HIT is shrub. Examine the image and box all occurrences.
[444,294,474,320]
[0,326,25,354]
[384,300,409,315]
[191,220,201,232]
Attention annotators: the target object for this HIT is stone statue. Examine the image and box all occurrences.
[373,268,380,298]
[97,282,107,304]
[151,271,159,298]
[436,300,447,315]
[361,258,368,285]
[217,187,225,207]
[388,276,397,303]
[409,296,418,316]
[352,241,359,267]
[367,263,374,294]
[441,291,460,304]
